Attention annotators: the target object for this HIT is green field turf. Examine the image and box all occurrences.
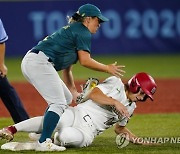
[0,114,180,153]
[5,54,180,82]
[1,54,180,153]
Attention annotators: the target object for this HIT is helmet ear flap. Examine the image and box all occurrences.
[129,77,140,93]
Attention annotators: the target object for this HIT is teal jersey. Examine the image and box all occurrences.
[33,22,91,71]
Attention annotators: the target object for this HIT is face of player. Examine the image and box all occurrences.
[128,88,147,102]
[84,17,100,34]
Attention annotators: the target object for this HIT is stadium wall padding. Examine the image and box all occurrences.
[0,0,180,56]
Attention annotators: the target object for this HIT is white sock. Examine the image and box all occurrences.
[14,116,43,133]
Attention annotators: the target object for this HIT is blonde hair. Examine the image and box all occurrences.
[67,11,85,24]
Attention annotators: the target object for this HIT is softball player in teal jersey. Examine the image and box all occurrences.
[21,3,129,151]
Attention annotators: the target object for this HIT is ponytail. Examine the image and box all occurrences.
[68,12,84,24]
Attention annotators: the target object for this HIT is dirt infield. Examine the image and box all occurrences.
[0,79,180,117]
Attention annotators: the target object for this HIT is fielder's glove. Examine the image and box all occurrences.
[76,77,99,104]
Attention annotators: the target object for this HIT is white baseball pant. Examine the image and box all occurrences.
[21,51,72,117]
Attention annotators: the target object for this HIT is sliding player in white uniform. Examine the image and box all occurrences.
[0,72,157,150]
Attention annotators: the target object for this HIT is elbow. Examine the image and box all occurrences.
[78,50,91,67]
[89,88,100,100]
[79,55,91,67]
[79,59,88,67]
[89,90,96,100]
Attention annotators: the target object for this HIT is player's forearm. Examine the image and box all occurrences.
[0,43,6,66]
[62,66,77,91]
[63,66,79,101]
[89,87,118,106]
[78,50,108,73]
[80,57,108,73]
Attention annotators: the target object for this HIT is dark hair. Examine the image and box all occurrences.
[124,83,129,92]
[125,83,148,102]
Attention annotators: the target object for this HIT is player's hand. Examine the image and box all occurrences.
[71,90,80,102]
[0,64,8,77]
[106,62,125,77]
[114,101,130,119]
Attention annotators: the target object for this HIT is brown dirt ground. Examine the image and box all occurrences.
[0,79,180,118]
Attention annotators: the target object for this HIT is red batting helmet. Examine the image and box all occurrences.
[128,72,157,101]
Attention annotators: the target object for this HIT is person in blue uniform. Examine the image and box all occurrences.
[0,18,29,123]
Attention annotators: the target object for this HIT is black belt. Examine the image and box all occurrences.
[30,49,53,63]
